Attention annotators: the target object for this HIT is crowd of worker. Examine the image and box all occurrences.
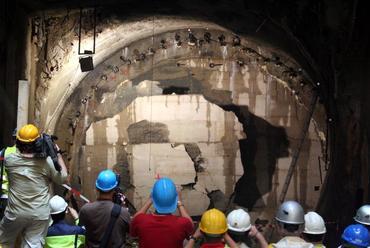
[0,124,370,248]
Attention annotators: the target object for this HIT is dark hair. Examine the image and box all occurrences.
[303,233,324,243]
[203,234,223,242]
[51,211,66,223]
[283,223,300,232]
[228,230,249,243]
[16,140,36,153]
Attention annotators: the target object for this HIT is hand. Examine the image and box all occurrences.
[67,207,79,220]
[248,225,260,238]
[176,186,183,201]
[193,227,203,239]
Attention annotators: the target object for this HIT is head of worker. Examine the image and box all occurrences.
[95,169,119,200]
[302,211,326,243]
[227,209,251,242]
[151,177,178,214]
[49,195,68,223]
[275,200,305,237]
[341,224,370,248]
[16,124,40,153]
[354,205,370,232]
[200,208,228,242]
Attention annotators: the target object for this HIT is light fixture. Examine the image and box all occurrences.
[218,34,226,46]
[232,36,241,46]
[188,30,197,46]
[160,39,167,49]
[175,33,182,47]
[78,7,96,72]
[147,47,156,55]
[204,32,212,43]
[79,51,94,72]
[119,56,131,65]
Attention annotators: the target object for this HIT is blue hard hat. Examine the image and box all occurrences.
[342,224,370,247]
[95,169,118,192]
[152,177,178,214]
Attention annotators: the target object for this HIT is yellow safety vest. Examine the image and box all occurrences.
[44,234,85,248]
[1,146,16,196]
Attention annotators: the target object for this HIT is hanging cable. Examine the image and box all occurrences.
[148,16,155,173]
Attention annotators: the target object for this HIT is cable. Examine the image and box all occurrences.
[148,16,155,173]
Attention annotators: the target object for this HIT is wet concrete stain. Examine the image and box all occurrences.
[127,120,170,144]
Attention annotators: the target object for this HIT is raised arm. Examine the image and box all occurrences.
[133,197,152,218]
[177,188,193,224]
[248,225,268,248]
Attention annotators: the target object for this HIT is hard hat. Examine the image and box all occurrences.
[95,169,118,192]
[151,177,178,214]
[49,195,68,215]
[275,200,305,225]
[17,124,40,143]
[342,224,370,247]
[303,211,326,234]
[227,209,251,232]
[354,205,370,226]
[200,208,228,235]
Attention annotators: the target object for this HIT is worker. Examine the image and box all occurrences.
[268,200,314,248]
[354,205,370,231]
[79,169,130,248]
[0,129,17,218]
[339,224,370,248]
[0,124,68,247]
[302,212,326,248]
[185,208,238,248]
[130,177,193,248]
[226,209,268,248]
[45,195,85,248]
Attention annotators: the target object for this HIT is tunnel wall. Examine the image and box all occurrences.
[1,1,369,246]
[24,11,329,223]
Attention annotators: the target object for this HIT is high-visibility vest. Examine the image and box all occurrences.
[1,146,16,196]
[44,234,85,248]
[45,220,85,248]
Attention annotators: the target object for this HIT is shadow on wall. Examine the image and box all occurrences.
[221,105,290,210]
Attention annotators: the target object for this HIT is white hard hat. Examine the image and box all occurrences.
[49,195,68,215]
[303,211,326,234]
[227,209,251,232]
[354,205,370,226]
[275,200,305,225]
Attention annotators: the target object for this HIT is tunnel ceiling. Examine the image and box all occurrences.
[55,26,324,139]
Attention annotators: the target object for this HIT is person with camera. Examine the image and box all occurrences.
[130,177,194,248]
[79,169,131,248]
[0,124,68,248]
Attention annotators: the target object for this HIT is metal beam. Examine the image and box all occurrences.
[279,92,318,203]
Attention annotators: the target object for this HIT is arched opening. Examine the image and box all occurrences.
[36,23,328,222]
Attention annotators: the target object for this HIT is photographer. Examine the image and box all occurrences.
[79,169,131,248]
[0,124,68,248]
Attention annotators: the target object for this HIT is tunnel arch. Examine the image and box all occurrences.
[37,17,329,219]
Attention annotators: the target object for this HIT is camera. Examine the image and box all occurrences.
[34,133,61,171]
[113,187,125,205]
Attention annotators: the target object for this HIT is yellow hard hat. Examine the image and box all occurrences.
[17,124,40,143]
[200,208,228,235]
